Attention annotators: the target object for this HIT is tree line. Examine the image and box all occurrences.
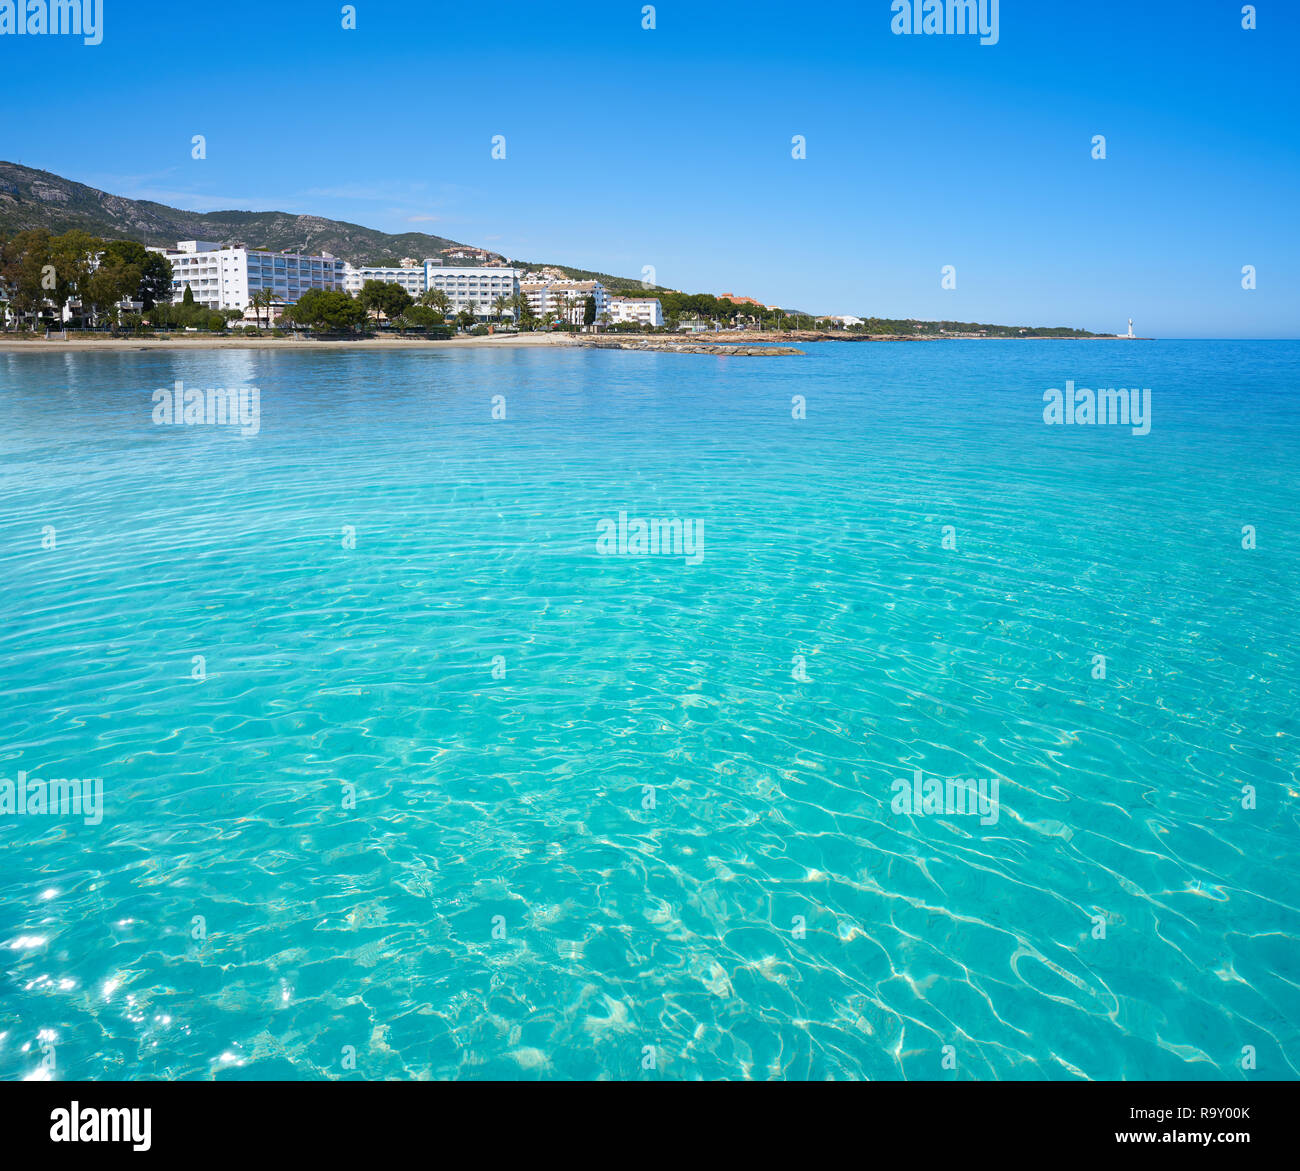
[284,282,539,334]
[0,229,173,329]
[2,230,1096,338]
[0,230,600,336]
[612,291,1098,336]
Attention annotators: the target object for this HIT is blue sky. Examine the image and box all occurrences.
[2,0,1297,336]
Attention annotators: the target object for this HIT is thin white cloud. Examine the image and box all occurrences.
[85,167,182,193]
[302,181,429,201]
[117,188,308,212]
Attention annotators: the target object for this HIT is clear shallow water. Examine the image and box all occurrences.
[0,339,1296,1081]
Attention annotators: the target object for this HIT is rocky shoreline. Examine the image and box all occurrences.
[0,331,1147,356]
[657,329,1144,344]
[571,338,804,356]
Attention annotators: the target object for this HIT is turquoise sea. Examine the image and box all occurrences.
[1,339,1296,1080]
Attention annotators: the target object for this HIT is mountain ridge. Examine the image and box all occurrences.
[0,161,652,291]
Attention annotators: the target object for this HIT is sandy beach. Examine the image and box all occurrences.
[0,330,1146,354]
[0,332,578,353]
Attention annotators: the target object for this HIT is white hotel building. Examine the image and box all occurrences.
[607,296,664,327]
[341,260,521,320]
[521,279,609,325]
[154,241,347,310]
[425,265,520,319]
[341,261,428,300]
[155,242,522,322]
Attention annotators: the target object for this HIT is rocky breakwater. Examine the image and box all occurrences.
[574,338,803,356]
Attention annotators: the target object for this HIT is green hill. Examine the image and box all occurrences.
[0,161,654,288]
[0,161,1103,328]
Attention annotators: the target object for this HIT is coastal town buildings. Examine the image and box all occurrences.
[425,265,521,318]
[521,278,609,324]
[607,296,664,327]
[152,241,347,311]
[520,282,554,320]
[5,236,641,331]
[149,241,522,321]
[11,246,146,324]
[341,261,428,300]
[440,246,496,264]
[336,260,523,319]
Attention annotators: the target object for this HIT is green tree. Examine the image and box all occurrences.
[359,279,412,328]
[357,279,384,326]
[583,295,597,327]
[419,288,451,317]
[380,283,413,323]
[101,239,172,310]
[48,230,101,322]
[286,289,366,332]
[403,305,441,331]
[0,229,53,329]
[140,251,173,310]
[248,288,279,329]
[83,251,141,327]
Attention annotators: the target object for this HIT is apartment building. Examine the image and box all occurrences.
[440,246,495,264]
[521,279,609,325]
[425,266,521,319]
[341,261,429,300]
[336,261,520,319]
[155,241,346,310]
[607,296,664,328]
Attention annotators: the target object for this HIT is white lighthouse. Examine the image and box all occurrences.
[1127,318,1135,338]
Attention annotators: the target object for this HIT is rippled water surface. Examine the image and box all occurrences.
[1,340,1297,1080]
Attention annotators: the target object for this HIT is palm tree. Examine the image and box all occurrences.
[492,294,509,324]
[249,288,277,329]
[420,288,451,319]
